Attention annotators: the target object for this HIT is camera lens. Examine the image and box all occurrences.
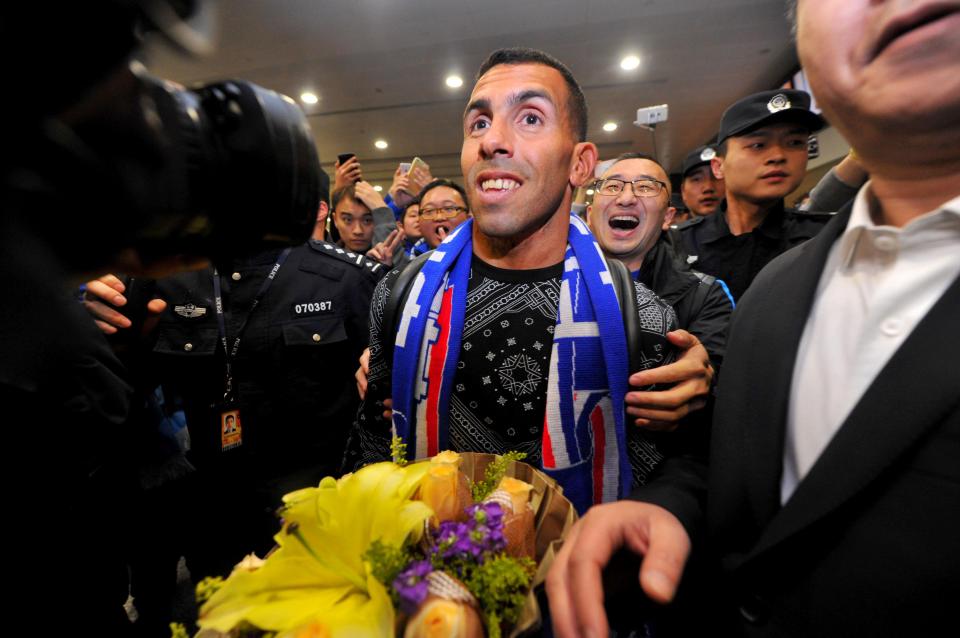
[133,71,325,260]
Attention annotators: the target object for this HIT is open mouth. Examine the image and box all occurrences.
[480,177,521,191]
[872,4,960,60]
[609,215,640,231]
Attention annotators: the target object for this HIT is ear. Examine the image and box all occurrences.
[570,141,599,188]
[585,203,595,227]
[662,205,676,229]
[316,200,329,222]
[711,156,724,180]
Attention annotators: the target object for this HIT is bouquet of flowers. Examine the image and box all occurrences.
[193,450,577,638]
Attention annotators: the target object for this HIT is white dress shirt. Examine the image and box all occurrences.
[782,186,960,503]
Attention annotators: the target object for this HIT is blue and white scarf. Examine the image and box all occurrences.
[390,215,631,513]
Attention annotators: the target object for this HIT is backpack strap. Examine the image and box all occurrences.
[381,251,433,370]
[604,256,642,376]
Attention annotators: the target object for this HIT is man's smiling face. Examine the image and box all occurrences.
[587,157,673,271]
[461,63,579,243]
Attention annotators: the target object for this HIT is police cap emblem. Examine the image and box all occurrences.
[767,93,792,113]
[700,147,716,162]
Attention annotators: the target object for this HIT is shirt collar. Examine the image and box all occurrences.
[838,182,960,270]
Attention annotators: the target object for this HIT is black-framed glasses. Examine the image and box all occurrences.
[419,205,468,220]
[594,178,667,198]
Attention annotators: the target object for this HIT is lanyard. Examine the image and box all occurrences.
[212,247,291,400]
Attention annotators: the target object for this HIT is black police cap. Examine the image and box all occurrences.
[717,89,825,144]
[681,145,719,179]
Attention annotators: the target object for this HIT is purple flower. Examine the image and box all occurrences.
[393,560,433,614]
[467,502,504,528]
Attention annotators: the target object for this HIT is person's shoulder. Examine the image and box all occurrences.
[786,207,836,224]
[674,215,707,233]
[304,240,388,281]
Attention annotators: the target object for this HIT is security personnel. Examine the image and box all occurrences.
[85,236,387,633]
[676,89,833,301]
[679,144,725,218]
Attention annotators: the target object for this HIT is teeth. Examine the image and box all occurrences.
[609,215,640,230]
[480,178,520,191]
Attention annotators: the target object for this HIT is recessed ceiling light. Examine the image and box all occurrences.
[603,122,618,132]
[373,185,383,192]
[300,92,319,105]
[586,189,595,196]
[620,55,641,71]
[374,139,388,150]
[445,75,464,89]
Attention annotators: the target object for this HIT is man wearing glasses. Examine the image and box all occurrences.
[416,179,471,249]
[587,153,733,372]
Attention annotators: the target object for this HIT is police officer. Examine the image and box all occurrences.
[679,144,725,218]
[85,225,387,632]
[676,89,833,301]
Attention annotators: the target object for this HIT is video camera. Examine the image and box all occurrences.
[3,1,326,271]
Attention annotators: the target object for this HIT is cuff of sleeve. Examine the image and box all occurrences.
[384,194,403,220]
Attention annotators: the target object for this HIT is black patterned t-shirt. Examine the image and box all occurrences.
[343,253,677,486]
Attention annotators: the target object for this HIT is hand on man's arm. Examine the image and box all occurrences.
[546,500,691,638]
[626,330,713,432]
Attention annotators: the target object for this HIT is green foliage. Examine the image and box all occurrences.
[364,538,413,603]
[195,575,225,605]
[464,554,536,636]
[390,434,409,466]
[471,451,527,502]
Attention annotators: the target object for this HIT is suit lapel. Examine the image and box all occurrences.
[736,207,852,527]
[749,259,960,561]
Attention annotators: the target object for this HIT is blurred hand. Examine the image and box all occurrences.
[82,273,167,335]
[356,347,371,399]
[354,180,388,211]
[334,156,362,192]
[626,330,713,431]
[546,501,690,638]
[366,228,406,266]
[389,165,416,208]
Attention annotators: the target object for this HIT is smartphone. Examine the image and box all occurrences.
[408,156,426,175]
[337,152,356,165]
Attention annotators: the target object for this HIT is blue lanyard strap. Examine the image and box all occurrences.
[212,247,291,399]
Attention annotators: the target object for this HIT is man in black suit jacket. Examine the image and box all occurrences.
[547,1,960,636]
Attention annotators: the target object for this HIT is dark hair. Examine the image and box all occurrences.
[475,47,588,142]
[603,152,671,194]
[716,138,729,158]
[331,184,365,212]
[418,179,470,210]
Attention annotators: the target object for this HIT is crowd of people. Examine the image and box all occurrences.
[3,0,957,636]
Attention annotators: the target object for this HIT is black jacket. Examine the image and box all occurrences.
[636,237,733,369]
[675,200,833,302]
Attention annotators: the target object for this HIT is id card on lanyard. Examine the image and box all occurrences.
[212,247,291,452]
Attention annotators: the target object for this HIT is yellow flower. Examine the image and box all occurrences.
[403,598,484,638]
[199,461,433,637]
[420,463,472,524]
[496,477,533,514]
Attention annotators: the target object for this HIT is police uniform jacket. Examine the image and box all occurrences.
[143,240,385,482]
[676,200,833,301]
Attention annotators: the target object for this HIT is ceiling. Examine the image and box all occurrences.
[143,0,799,190]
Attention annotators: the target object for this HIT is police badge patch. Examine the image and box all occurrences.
[174,303,207,318]
[767,93,792,113]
